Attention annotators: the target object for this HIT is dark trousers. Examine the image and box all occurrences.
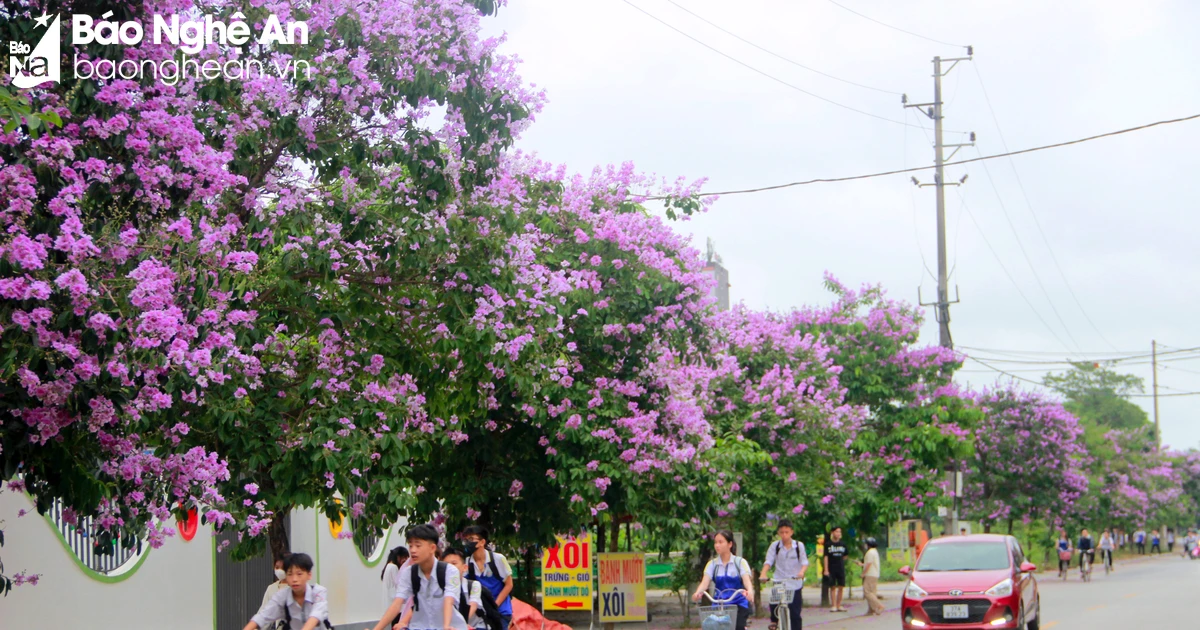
[770,588,803,629]
[500,615,512,630]
[1151,543,1161,554]
[1168,542,1174,552]
[1137,542,1145,554]
[737,606,752,630]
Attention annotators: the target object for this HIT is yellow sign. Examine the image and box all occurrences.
[542,533,593,612]
[598,553,647,623]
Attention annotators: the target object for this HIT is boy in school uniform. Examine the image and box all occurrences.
[244,553,330,630]
[371,523,470,630]
[759,520,808,630]
[462,526,515,630]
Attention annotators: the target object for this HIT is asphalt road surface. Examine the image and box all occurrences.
[799,553,1197,630]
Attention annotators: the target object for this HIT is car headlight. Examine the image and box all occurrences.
[905,580,929,599]
[985,578,1013,597]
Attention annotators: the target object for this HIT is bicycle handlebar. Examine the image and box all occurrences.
[702,589,747,604]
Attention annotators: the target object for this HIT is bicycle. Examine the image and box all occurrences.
[1101,549,1113,576]
[1058,550,1072,582]
[697,589,747,630]
[766,578,796,630]
[1079,550,1092,582]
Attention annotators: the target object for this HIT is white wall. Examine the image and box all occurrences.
[292,507,409,627]
[0,491,214,630]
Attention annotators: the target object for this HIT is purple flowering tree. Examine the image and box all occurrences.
[962,388,1090,532]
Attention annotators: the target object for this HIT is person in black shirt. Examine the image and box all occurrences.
[1078,528,1095,574]
[823,527,849,613]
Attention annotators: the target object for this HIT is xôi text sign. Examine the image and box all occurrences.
[542,533,592,611]
[598,553,647,623]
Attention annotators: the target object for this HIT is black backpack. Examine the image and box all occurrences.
[411,561,450,612]
[460,578,507,630]
[466,551,504,582]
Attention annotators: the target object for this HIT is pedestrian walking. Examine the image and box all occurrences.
[693,530,755,630]
[857,538,885,616]
[823,527,849,613]
[759,520,808,630]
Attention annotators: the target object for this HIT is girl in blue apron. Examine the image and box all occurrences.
[692,530,756,630]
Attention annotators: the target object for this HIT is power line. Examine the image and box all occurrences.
[955,188,1079,355]
[958,345,1200,364]
[822,0,967,49]
[973,149,1085,355]
[620,0,931,129]
[963,356,1200,397]
[661,0,901,95]
[957,345,1153,356]
[644,112,1200,199]
[972,63,1121,351]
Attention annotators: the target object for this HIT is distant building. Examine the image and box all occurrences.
[703,238,730,311]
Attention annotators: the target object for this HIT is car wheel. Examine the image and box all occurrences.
[1026,598,1040,630]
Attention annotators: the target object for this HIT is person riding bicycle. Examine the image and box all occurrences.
[693,530,755,630]
[1098,529,1115,573]
[1077,529,1095,577]
[1055,530,1073,577]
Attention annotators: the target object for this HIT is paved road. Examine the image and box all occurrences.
[794,553,1197,630]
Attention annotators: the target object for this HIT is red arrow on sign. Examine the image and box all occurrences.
[552,601,584,609]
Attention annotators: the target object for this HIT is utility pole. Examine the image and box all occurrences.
[1152,340,1160,449]
[905,48,974,537]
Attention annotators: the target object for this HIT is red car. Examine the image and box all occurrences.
[898,534,1040,630]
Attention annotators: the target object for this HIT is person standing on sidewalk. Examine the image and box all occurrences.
[760,520,808,630]
[857,538,885,616]
[1166,528,1175,553]
[823,527,849,613]
[1134,528,1146,555]
[1150,530,1162,554]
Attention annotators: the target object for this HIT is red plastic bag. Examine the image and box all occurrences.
[511,598,573,630]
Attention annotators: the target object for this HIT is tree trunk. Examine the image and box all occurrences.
[749,527,762,617]
[984,523,992,533]
[626,521,633,552]
[604,518,620,630]
[1006,518,1014,536]
[269,507,291,562]
[597,519,606,556]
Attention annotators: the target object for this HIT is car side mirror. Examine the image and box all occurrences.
[898,566,911,576]
[1020,562,1037,573]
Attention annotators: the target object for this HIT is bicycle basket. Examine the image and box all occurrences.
[768,584,794,605]
[699,605,736,630]
[1058,551,1072,561]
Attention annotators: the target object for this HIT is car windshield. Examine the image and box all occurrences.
[917,542,1011,571]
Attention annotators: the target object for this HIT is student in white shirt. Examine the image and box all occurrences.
[260,556,290,630]
[759,520,808,630]
[442,548,488,629]
[244,553,330,630]
[858,538,884,616]
[371,524,469,630]
[381,546,411,621]
[462,526,515,630]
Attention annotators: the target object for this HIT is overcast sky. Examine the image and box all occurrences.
[482,0,1200,450]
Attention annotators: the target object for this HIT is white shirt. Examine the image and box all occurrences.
[703,555,752,580]
[251,583,329,630]
[764,540,809,590]
[383,563,402,610]
[469,551,513,581]
[462,578,486,629]
[862,548,881,579]
[397,562,469,630]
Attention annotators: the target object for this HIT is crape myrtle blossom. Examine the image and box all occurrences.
[1,0,547,557]
[961,387,1090,529]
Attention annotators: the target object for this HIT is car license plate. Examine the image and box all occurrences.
[943,604,970,619]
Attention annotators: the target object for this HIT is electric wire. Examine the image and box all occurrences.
[973,63,1121,351]
[954,187,1079,355]
[822,0,968,49]
[620,0,934,129]
[641,113,1200,199]
[962,356,1200,397]
[661,0,901,95]
[974,148,1086,355]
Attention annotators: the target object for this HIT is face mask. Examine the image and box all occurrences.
[464,541,479,556]
[275,569,287,581]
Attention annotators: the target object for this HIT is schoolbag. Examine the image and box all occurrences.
[411,561,450,612]
[710,555,743,579]
[460,578,506,630]
[773,541,799,558]
[467,551,504,581]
